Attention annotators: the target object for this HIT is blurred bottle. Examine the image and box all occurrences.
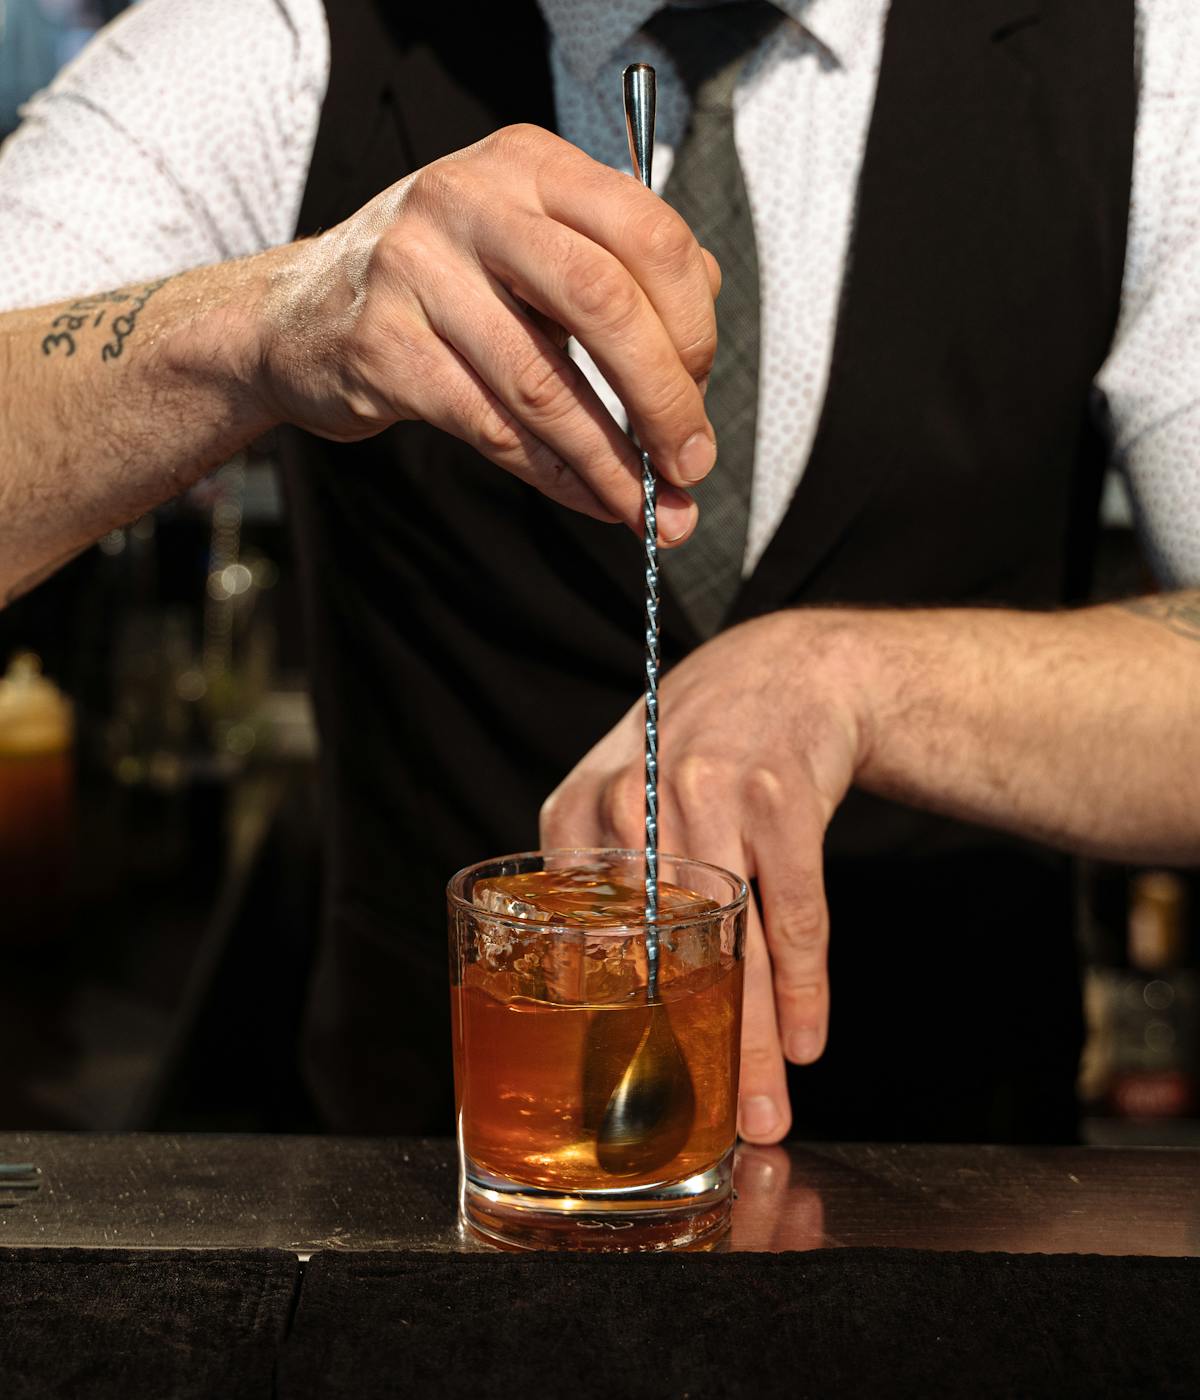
[1108,872,1197,1121]
[0,652,75,945]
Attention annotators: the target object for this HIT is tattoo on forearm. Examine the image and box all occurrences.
[39,278,173,364]
[1121,591,1200,643]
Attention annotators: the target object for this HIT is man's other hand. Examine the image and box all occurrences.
[258,124,719,545]
[539,612,865,1143]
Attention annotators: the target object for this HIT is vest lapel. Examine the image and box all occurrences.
[384,4,555,166]
[297,1,553,235]
[731,0,1043,623]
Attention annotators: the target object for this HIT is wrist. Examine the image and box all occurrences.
[247,230,377,438]
[818,610,884,777]
[159,249,286,439]
[736,608,880,810]
[840,612,924,795]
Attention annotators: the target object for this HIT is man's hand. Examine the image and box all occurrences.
[539,595,1200,1144]
[540,612,864,1143]
[1,125,719,604]
[259,124,719,542]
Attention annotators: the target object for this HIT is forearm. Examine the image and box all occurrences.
[0,121,729,606]
[0,253,281,605]
[836,593,1200,863]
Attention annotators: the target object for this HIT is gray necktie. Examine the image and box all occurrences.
[647,1,782,639]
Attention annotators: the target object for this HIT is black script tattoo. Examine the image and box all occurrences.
[1121,591,1200,643]
[40,278,173,363]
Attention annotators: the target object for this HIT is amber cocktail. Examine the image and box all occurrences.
[448,850,747,1251]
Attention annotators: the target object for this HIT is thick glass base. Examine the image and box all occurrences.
[459,1150,733,1252]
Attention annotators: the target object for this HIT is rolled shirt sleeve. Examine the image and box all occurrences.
[1097,0,1200,588]
[0,0,329,310]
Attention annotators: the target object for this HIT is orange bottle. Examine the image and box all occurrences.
[0,653,74,946]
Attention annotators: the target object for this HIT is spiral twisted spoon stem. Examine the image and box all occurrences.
[623,61,662,990]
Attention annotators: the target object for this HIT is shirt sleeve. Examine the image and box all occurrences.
[1097,0,1200,588]
[0,0,329,310]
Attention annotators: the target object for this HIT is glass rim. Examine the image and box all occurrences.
[446,846,749,935]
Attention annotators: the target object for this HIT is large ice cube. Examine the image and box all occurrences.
[473,867,712,928]
[467,866,721,1005]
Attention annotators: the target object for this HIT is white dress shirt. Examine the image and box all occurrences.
[0,0,1197,584]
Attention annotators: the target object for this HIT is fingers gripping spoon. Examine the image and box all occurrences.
[591,65,695,1178]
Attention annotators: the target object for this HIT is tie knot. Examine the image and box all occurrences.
[646,2,783,110]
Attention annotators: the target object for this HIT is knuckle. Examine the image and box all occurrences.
[743,766,785,815]
[406,162,465,219]
[778,978,823,1006]
[637,369,696,426]
[488,123,547,160]
[672,753,715,809]
[739,1039,782,1079]
[539,788,565,841]
[771,901,827,960]
[511,350,572,420]
[602,769,643,844]
[678,323,717,381]
[474,401,524,460]
[639,207,696,270]
[703,248,723,292]
[563,254,639,327]
[371,226,428,289]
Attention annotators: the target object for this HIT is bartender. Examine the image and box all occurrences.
[0,0,1198,1146]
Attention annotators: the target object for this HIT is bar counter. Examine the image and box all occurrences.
[1,1133,1198,1256]
[3,1136,1199,1399]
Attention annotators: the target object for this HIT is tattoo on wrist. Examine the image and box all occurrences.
[1121,591,1200,643]
[39,278,173,364]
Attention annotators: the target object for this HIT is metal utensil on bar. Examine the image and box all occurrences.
[591,64,695,1177]
[0,1161,41,1208]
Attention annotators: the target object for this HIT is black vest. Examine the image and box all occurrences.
[281,0,1135,1140]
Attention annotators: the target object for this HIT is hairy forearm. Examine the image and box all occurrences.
[0,254,282,605]
[836,593,1200,863]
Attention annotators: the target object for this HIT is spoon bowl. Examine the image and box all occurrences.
[590,998,696,1176]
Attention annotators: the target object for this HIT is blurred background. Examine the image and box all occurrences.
[1,0,319,1137]
[0,1,1197,1145]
